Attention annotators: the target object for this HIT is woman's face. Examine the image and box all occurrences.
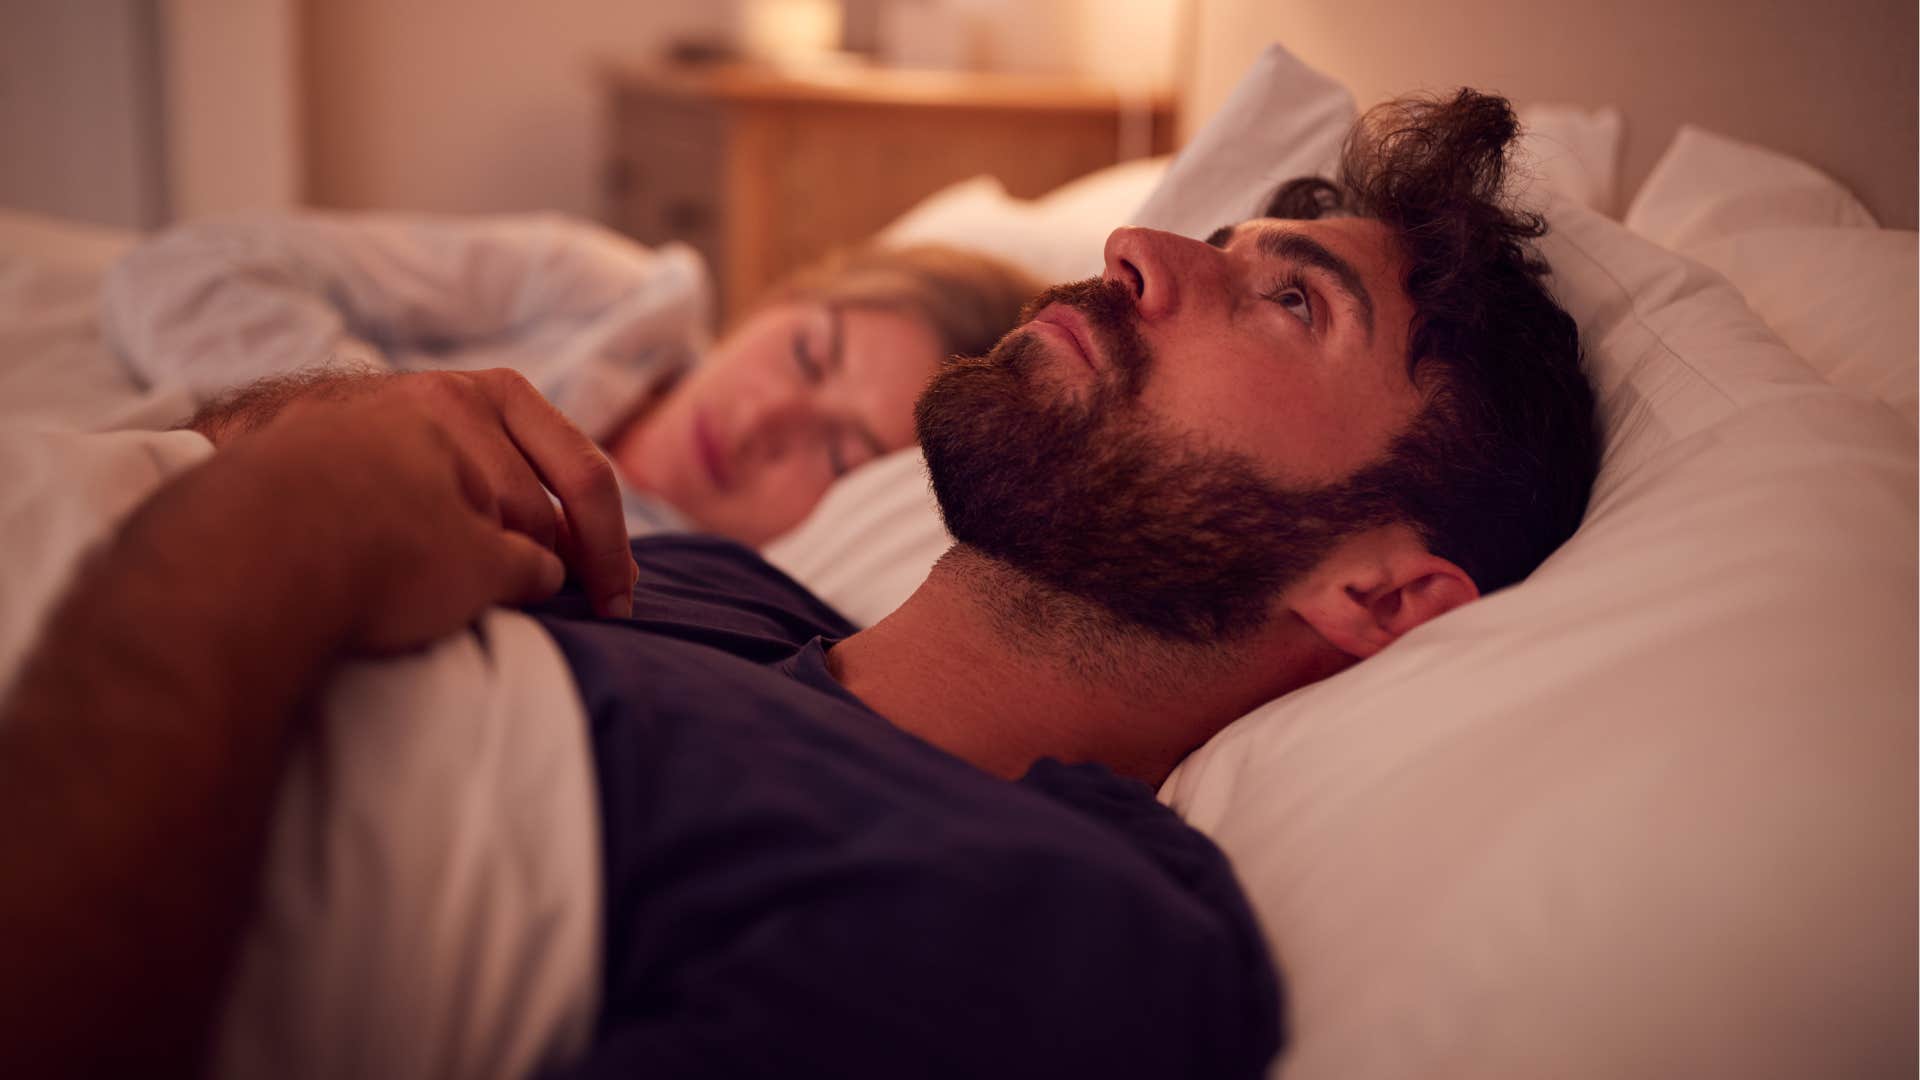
[615,301,946,545]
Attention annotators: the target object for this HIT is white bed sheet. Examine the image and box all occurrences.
[0,210,187,431]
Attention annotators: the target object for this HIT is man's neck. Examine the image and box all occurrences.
[825,546,1340,787]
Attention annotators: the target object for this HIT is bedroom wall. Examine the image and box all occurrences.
[302,0,1182,221]
[302,0,735,218]
[162,0,302,220]
[1186,0,1918,228]
[0,0,167,229]
[1,0,305,228]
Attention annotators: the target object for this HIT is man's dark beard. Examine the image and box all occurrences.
[916,277,1398,644]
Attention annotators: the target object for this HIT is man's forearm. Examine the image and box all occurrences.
[184,366,383,447]
[0,456,360,1077]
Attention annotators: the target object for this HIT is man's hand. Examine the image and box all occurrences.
[191,368,638,619]
[214,395,572,652]
[0,376,639,1077]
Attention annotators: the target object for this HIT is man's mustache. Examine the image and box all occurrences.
[1011,276,1153,398]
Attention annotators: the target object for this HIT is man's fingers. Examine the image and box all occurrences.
[481,449,562,551]
[403,371,561,550]
[448,431,501,525]
[479,370,636,616]
[487,529,567,607]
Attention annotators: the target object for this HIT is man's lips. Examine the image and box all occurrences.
[693,411,730,491]
[1031,305,1098,372]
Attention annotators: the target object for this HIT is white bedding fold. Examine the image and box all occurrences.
[99,211,711,442]
[216,609,600,1080]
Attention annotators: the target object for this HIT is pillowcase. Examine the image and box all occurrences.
[761,446,948,627]
[1624,124,1879,248]
[1511,103,1623,216]
[1624,126,1915,427]
[1142,59,1913,1080]
[1164,190,1914,1079]
[878,157,1171,285]
[1128,44,1354,236]
[1685,225,1917,425]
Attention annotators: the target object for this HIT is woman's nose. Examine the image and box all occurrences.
[731,381,812,464]
[1101,226,1226,323]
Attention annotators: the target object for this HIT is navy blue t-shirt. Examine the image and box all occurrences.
[528,535,1281,1079]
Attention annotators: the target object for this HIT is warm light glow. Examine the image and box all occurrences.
[743,0,846,69]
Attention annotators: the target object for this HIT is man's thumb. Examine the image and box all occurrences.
[492,530,566,605]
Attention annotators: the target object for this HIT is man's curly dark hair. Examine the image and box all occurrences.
[1267,89,1600,594]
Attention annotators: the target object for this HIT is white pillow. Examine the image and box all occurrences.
[877,158,1170,285]
[1139,66,1914,1080]
[1164,191,1915,1078]
[1512,103,1623,216]
[1686,226,1917,426]
[1128,45,1354,237]
[1624,127,1916,427]
[761,446,949,628]
[1624,125,1878,249]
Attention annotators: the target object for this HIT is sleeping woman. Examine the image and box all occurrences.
[101,213,1039,544]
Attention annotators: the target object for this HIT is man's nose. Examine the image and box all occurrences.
[1101,226,1226,323]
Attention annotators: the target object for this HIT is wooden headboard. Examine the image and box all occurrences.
[1182,0,1918,228]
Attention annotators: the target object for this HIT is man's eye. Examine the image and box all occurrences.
[1263,282,1314,328]
[791,330,824,382]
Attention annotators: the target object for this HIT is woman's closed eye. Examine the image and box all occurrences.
[826,423,885,478]
[825,430,862,478]
[791,329,825,382]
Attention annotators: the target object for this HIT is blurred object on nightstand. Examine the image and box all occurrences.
[741,0,846,70]
[600,62,1175,322]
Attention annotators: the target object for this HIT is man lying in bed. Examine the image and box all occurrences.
[0,90,1598,1078]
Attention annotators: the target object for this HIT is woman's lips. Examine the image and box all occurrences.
[1032,305,1098,372]
[693,411,730,491]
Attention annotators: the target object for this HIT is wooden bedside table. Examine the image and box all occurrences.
[601,63,1175,321]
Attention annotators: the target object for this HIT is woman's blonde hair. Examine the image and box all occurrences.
[763,244,1043,362]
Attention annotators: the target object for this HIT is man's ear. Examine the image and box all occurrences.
[1284,525,1480,660]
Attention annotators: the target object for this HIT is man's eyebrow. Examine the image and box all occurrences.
[1204,224,1235,249]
